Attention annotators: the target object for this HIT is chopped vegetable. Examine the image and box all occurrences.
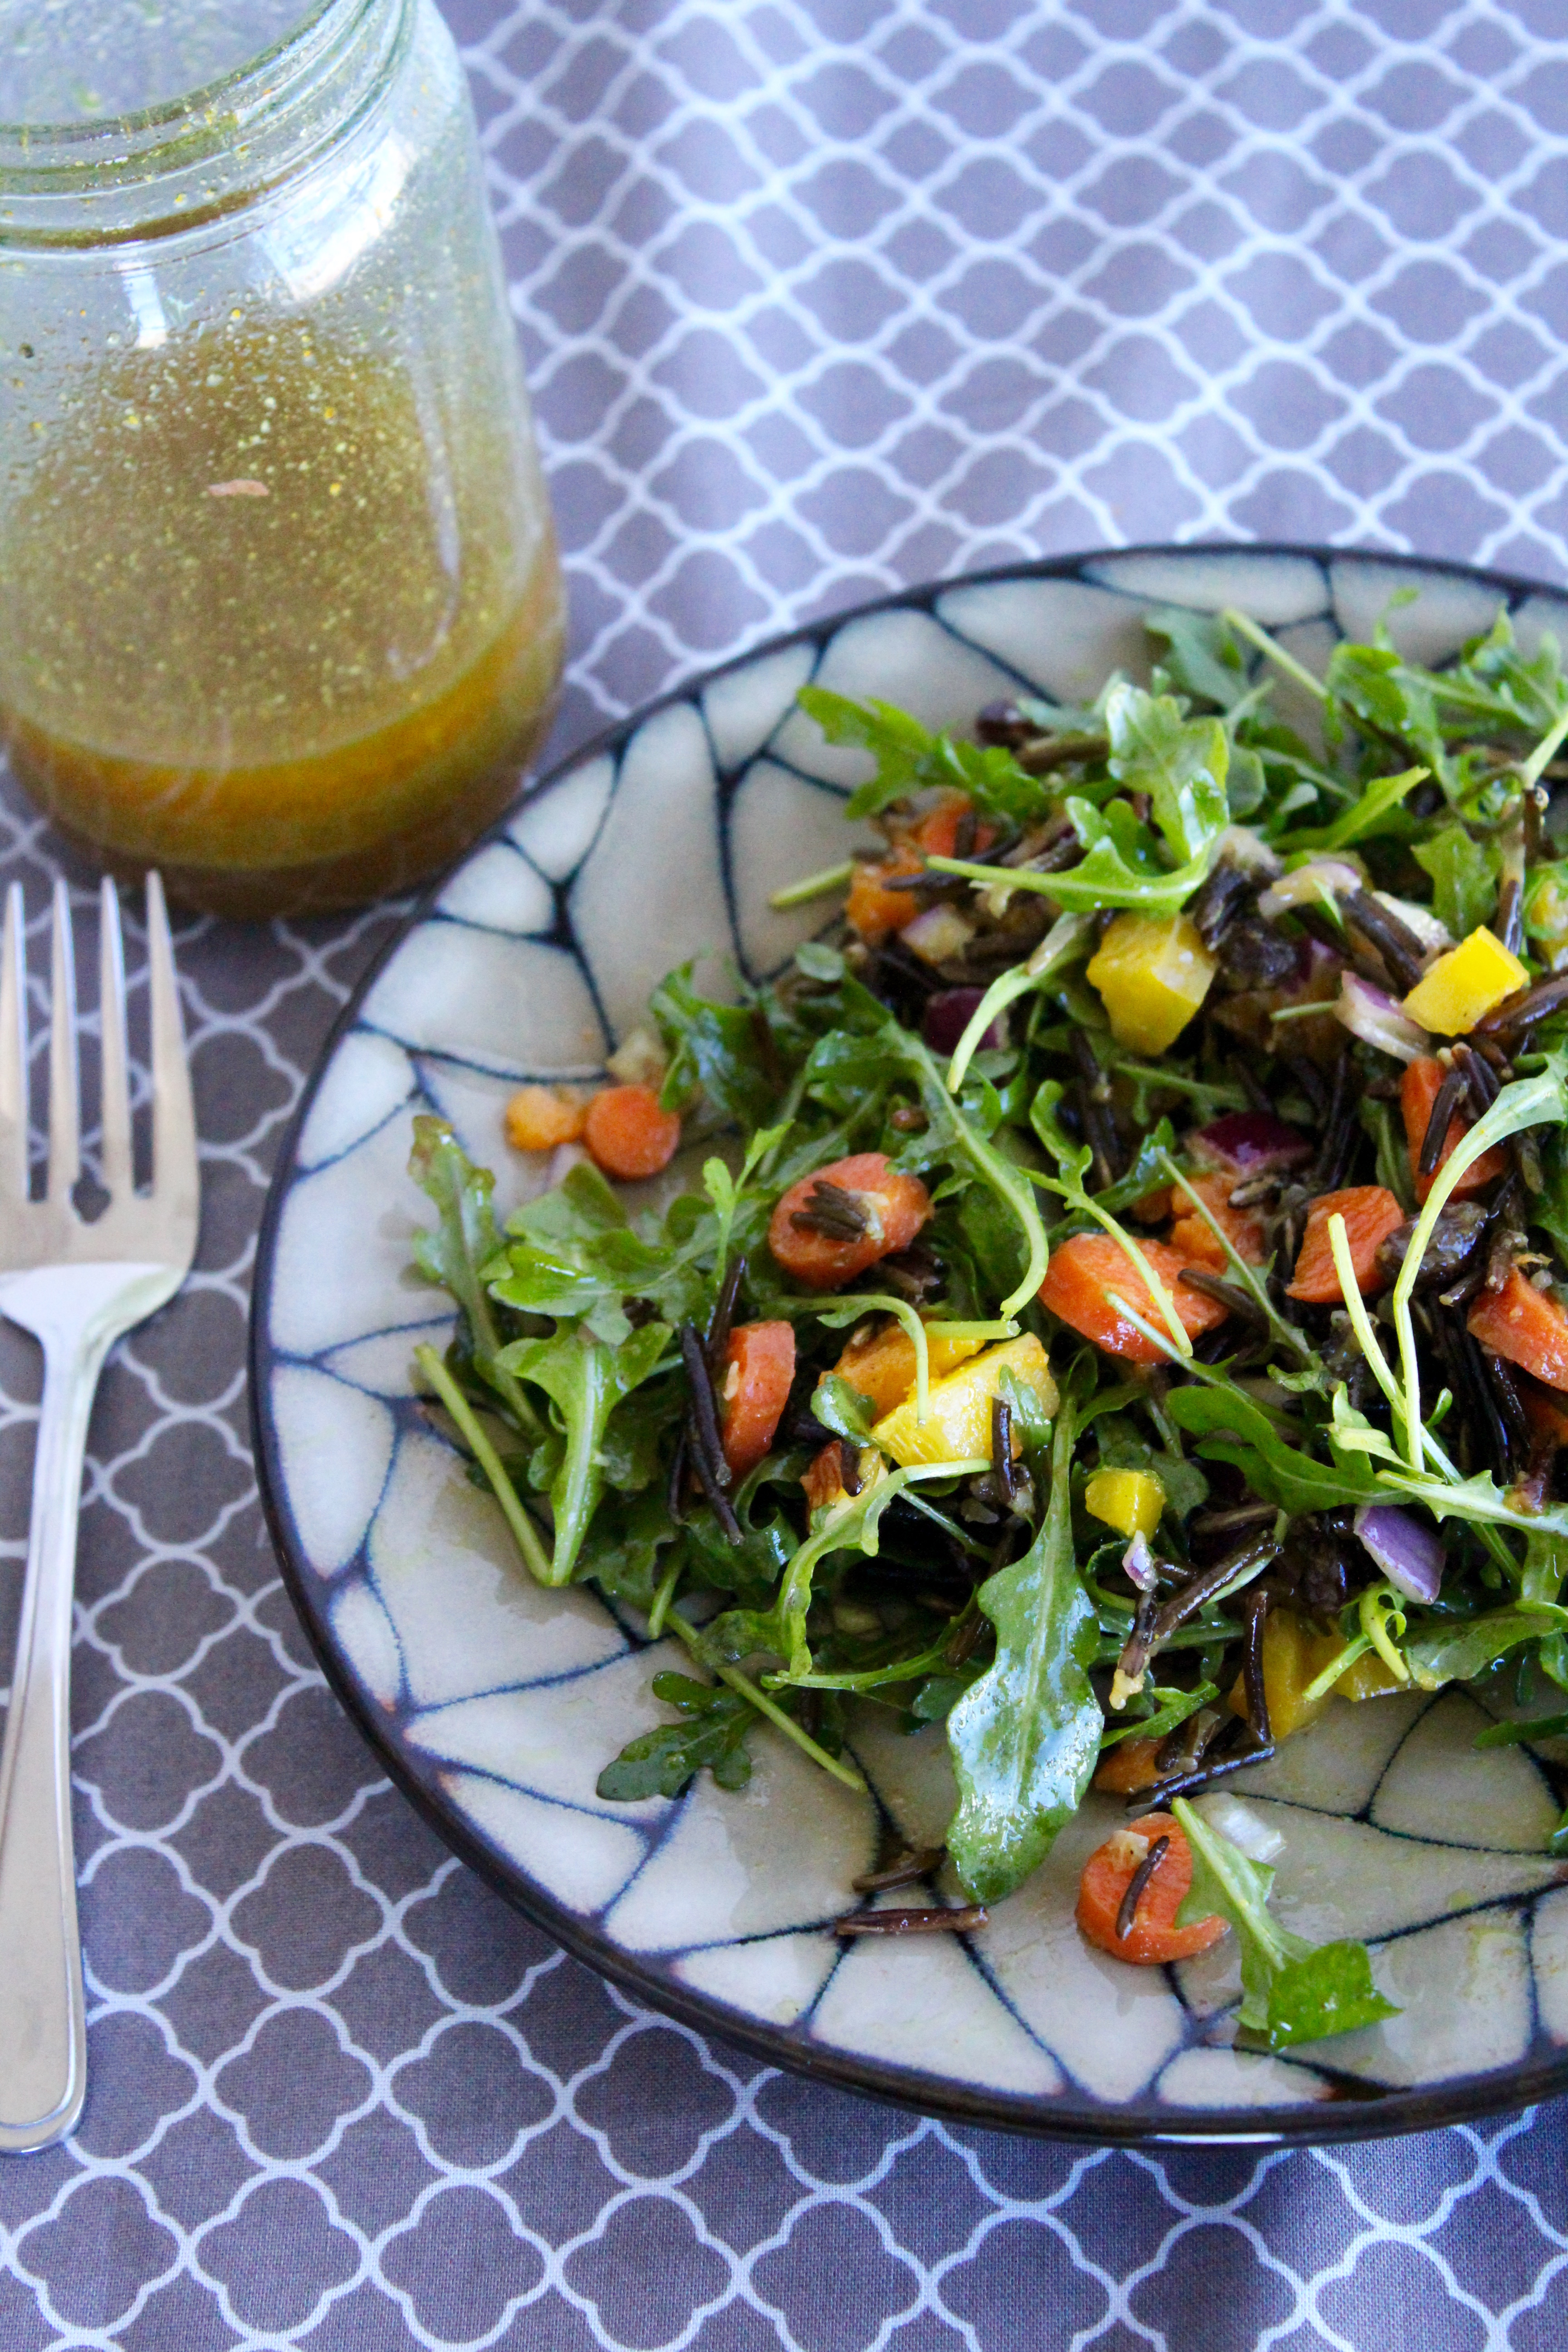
[505,1085,587,1153]
[1286,1186,1406,1303]
[845,847,925,944]
[583,1083,682,1180]
[768,1151,932,1289]
[1075,1813,1227,1965]
[719,1322,796,1481]
[827,1317,982,1419]
[1087,911,1218,1054]
[1401,926,1530,1035]
[1168,1169,1266,1270]
[1084,1467,1165,1539]
[1468,1269,1568,1392]
[1400,1054,1507,1203]
[872,1335,1058,1468]
[1038,1233,1228,1363]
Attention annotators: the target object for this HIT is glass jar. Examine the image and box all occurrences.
[0,0,564,916]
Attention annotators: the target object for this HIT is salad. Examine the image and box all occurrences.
[409,596,1568,2056]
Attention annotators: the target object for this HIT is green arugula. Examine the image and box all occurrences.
[1412,824,1499,936]
[408,1117,540,1435]
[797,685,1052,826]
[597,1672,755,1799]
[495,1322,672,1584]
[1173,1800,1399,2050]
[946,1394,1103,1904]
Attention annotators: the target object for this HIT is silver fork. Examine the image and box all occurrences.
[0,876,197,2153]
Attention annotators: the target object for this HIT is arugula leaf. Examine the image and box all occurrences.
[812,1376,876,1442]
[496,1322,672,1584]
[1273,765,1427,853]
[1145,605,1250,711]
[946,1397,1102,1904]
[1406,1605,1568,1688]
[650,964,780,1127]
[596,1672,755,1799]
[576,1488,681,1612]
[1164,1384,1382,1513]
[1174,1799,1398,2049]
[797,686,1051,826]
[1104,682,1230,863]
[408,1117,540,1435]
[1413,824,1499,937]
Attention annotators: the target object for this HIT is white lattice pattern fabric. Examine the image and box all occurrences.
[1,0,1568,2347]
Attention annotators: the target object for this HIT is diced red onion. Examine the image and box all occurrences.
[923,988,1000,1056]
[1353,1504,1445,1604]
[1191,1111,1312,1174]
[1122,1531,1158,1592]
[1335,971,1430,1064]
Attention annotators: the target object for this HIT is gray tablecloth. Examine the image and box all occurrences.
[5,2,1568,2344]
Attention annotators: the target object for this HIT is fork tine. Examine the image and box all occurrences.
[146,873,196,1212]
[98,879,132,1199]
[0,883,26,1200]
[45,882,78,1209]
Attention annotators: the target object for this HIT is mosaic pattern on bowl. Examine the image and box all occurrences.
[255,549,1568,2139]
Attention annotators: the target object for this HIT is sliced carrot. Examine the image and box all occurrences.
[1285,1186,1406,1304]
[1093,1736,1165,1795]
[1037,1233,1228,1364]
[582,1084,682,1181]
[1401,1055,1508,1205]
[910,792,997,861]
[1469,1269,1568,1392]
[504,1084,587,1153]
[1075,1812,1227,1965]
[768,1151,932,1290]
[718,1322,796,1481]
[1168,1170,1266,1272]
[1520,1377,1568,1447]
[845,848,924,946]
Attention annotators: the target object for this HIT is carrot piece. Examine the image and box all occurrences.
[1093,1737,1165,1795]
[911,793,997,861]
[1521,1377,1568,1448]
[582,1084,682,1181]
[768,1151,932,1291]
[1469,1269,1568,1392]
[1168,1170,1266,1271]
[1285,1186,1406,1304]
[845,848,924,946]
[1400,1055,1508,1205]
[1036,1233,1228,1364]
[504,1085,587,1153]
[718,1322,796,1481]
[1075,1812,1227,1965]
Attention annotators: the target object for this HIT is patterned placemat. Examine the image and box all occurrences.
[4,1,1568,2344]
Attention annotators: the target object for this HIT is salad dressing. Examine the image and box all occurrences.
[0,328,563,915]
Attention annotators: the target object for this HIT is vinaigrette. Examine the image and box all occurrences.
[0,328,563,915]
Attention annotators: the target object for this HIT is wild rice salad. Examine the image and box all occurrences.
[411,598,1568,2051]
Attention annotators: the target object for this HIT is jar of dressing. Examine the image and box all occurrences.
[0,0,564,916]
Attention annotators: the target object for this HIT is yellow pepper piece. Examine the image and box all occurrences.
[1086,912,1218,1054]
[1401,926,1529,1035]
[826,1319,984,1421]
[1084,1467,1165,1539]
[872,1335,1058,1468]
[1226,1606,1405,1740]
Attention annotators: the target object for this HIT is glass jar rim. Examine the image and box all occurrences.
[0,0,403,242]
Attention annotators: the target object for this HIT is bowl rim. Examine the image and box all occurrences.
[249,539,1568,2146]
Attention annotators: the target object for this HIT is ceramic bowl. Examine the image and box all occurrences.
[252,545,1568,2142]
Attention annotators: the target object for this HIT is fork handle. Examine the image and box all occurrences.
[0,1319,111,2151]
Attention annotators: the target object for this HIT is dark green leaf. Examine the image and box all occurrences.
[946,1399,1102,1903]
[495,1323,672,1582]
[650,965,779,1128]
[1145,605,1250,711]
[596,1676,754,1800]
[408,1116,539,1433]
[812,1376,876,1443]
[1413,825,1499,937]
[797,685,1051,826]
[1265,1942,1401,2050]
[1104,683,1230,864]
